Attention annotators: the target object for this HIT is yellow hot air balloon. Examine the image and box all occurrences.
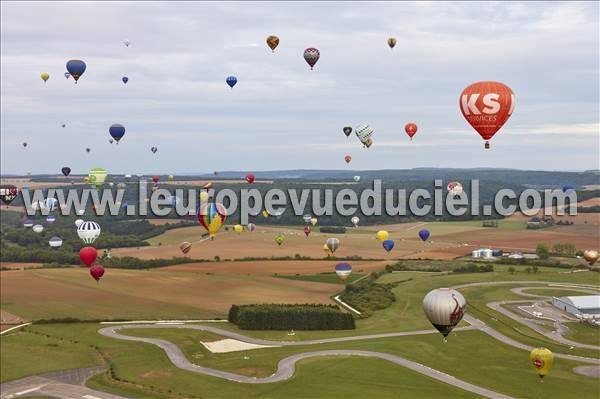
[168,174,174,181]
[266,35,280,52]
[83,176,90,183]
[234,224,243,234]
[529,348,554,381]
[387,37,397,49]
[376,230,389,242]
[323,243,332,257]
[199,191,209,202]
[310,217,318,226]
[274,233,285,246]
[262,210,270,218]
[198,203,227,239]
[40,73,50,82]
[88,168,108,188]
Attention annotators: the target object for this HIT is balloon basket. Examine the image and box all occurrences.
[484,141,490,149]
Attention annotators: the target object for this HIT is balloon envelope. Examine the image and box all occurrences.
[179,241,192,254]
[122,76,128,84]
[419,229,430,242]
[66,60,86,83]
[343,127,352,137]
[0,185,19,205]
[90,264,105,282]
[89,168,108,187]
[266,35,279,52]
[48,236,63,248]
[275,234,285,246]
[246,173,255,184]
[61,167,71,177]
[40,73,49,82]
[351,216,359,227]
[382,239,394,253]
[226,76,237,88]
[303,48,320,69]
[234,224,243,233]
[247,223,255,232]
[109,124,126,143]
[198,203,227,237]
[344,155,352,164]
[376,230,389,242]
[335,262,352,282]
[326,238,340,254]
[529,348,554,380]
[77,221,101,244]
[562,184,575,193]
[387,38,397,48]
[79,247,98,267]
[304,226,311,237]
[583,250,599,266]
[423,288,466,338]
[405,123,418,139]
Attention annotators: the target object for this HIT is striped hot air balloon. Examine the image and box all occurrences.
[77,221,101,244]
[335,262,352,282]
[326,238,340,254]
[197,203,227,238]
[179,241,192,254]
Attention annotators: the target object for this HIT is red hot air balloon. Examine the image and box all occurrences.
[405,123,418,140]
[459,81,515,149]
[203,182,214,189]
[89,264,105,282]
[79,247,98,267]
[304,226,311,237]
[303,48,320,70]
[344,155,352,164]
[246,173,255,184]
[152,176,159,184]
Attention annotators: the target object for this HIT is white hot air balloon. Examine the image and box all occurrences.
[77,209,85,216]
[355,124,374,148]
[77,221,101,244]
[351,216,360,227]
[303,214,312,224]
[123,39,131,47]
[74,219,84,228]
[117,182,126,189]
[23,219,34,228]
[353,175,360,182]
[423,288,466,341]
[48,236,63,248]
[45,197,58,212]
[32,224,44,233]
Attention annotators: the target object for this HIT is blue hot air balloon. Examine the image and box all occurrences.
[109,124,126,143]
[226,76,237,89]
[122,76,128,84]
[418,228,430,242]
[562,184,575,193]
[46,215,56,223]
[382,239,395,253]
[66,60,86,83]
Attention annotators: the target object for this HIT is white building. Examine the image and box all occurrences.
[552,296,600,319]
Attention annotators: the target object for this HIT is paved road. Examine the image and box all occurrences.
[0,367,128,399]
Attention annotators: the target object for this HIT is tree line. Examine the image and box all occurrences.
[228,304,355,330]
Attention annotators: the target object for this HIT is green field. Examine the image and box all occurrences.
[563,322,600,346]
[273,272,365,284]
[520,288,599,297]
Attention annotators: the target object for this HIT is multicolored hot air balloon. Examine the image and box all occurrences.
[246,173,255,184]
[326,238,340,254]
[344,155,352,164]
[23,219,33,228]
[226,76,237,89]
[376,230,389,242]
[343,126,352,138]
[90,264,105,282]
[0,185,18,206]
[304,226,311,237]
[405,123,418,140]
[303,48,320,70]
[88,168,108,188]
[460,81,515,148]
[529,348,554,381]
[419,228,430,242]
[383,239,394,253]
[247,223,255,232]
[40,73,49,82]
[387,38,397,49]
[447,181,463,197]
[109,124,126,143]
[275,233,285,246]
[180,241,192,254]
[78,221,101,244]
[266,35,279,52]
[335,262,352,282]
[355,124,374,148]
[79,247,97,267]
[66,59,87,83]
[583,250,599,266]
[198,203,227,238]
[423,288,466,340]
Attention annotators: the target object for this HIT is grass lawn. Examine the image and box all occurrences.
[520,288,599,297]
[563,322,600,346]
[273,272,365,284]
[0,329,101,382]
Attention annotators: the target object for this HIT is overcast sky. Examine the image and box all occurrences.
[1,1,598,175]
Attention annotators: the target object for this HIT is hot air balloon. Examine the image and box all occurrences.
[117,182,126,189]
[405,123,418,140]
[66,59,87,83]
[326,238,340,254]
[90,264,105,282]
[44,197,58,212]
[64,72,70,79]
[151,146,158,154]
[199,191,210,202]
[562,184,575,193]
[122,76,128,84]
[423,288,466,340]
[310,217,317,226]
[246,173,255,184]
[22,142,27,147]
[123,39,131,47]
[226,76,237,89]
[303,214,312,224]
[529,348,554,381]
[344,155,352,164]
[109,124,126,143]
[247,223,255,232]
[86,148,91,153]
[303,48,320,70]
[180,241,192,254]
[383,239,394,253]
[48,236,63,248]
[89,168,107,188]
[61,167,71,177]
[198,203,227,238]
[447,181,463,197]
[335,262,352,282]
[460,81,515,148]
[40,73,49,82]
[262,210,270,218]
[323,244,332,256]
[275,234,285,246]
[234,224,243,234]
[376,230,389,242]
[203,182,214,190]
[343,126,352,138]
[351,216,359,227]
[32,224,44,233]
[583,250,599,266]
[353,176,360,182]
[77,221,101,244]
[152,176,159,184]
[23,219,33,228]
[304,226,311,237]
[387,38,397,49]
[79,247,97,267]
[419,228,430,242]
[266,35,279,52]
[168,175,174,181]
[355,124,374,148]
[46,215,56,224]
[75,219,84,228]
[77,209,85,215]
[109,139,114,144]
[0,185,18,206]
